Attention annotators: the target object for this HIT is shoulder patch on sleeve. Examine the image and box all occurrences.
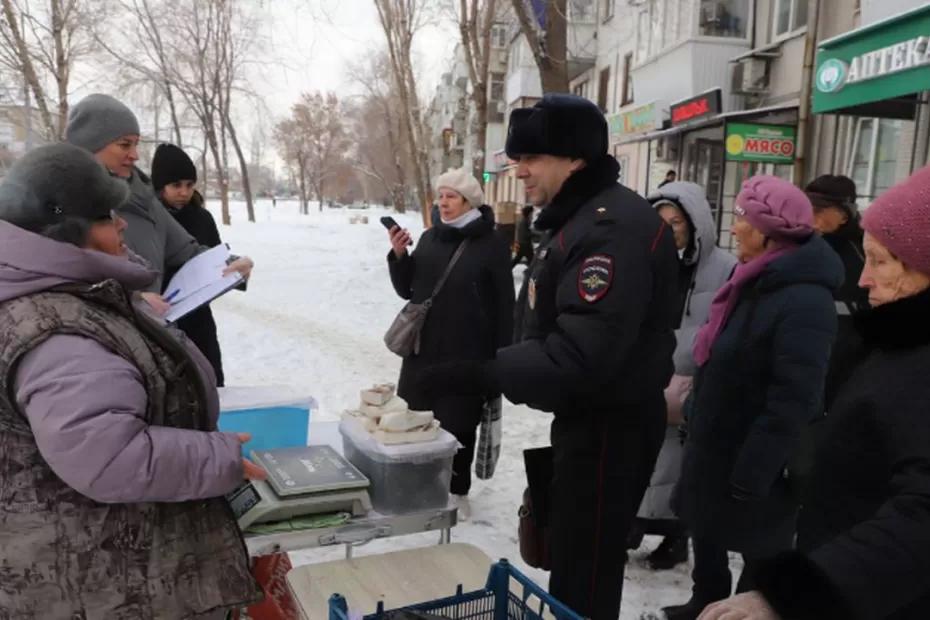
[578,254,614,303]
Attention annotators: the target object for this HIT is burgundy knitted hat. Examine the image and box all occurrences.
[734,175,814,242]
[862,164,930,276]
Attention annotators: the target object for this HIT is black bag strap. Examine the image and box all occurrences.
[426,239,469,303]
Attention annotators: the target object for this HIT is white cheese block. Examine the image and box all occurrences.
[377,409,434,432]
[359,395,408,419]
[360,383,396,406]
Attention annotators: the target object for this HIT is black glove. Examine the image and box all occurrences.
[417,360,501,400]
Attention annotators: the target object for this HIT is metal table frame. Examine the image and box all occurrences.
[245,505,457,558]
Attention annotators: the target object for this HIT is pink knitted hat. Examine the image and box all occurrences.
[734,175,814,242]
[862,164,930,276]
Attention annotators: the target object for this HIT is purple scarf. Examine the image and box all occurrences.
[693,245,796,367]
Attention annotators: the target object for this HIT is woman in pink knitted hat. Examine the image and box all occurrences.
[662,176,843,620]
[700,166,930,620]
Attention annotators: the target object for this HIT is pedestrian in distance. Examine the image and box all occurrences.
[512,205,536,267]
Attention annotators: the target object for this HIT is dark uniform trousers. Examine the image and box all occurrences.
[548,399,666,619]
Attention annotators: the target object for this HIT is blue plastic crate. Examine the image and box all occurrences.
[217,386,315,452]
[328,560,582,620]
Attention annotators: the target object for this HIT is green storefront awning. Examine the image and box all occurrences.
[813,4,930,116]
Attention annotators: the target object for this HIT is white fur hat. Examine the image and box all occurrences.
[435,168,484,208]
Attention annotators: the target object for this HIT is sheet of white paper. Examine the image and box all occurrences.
[163,244,243,322]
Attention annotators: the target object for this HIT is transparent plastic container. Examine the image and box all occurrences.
[339,419,460,514]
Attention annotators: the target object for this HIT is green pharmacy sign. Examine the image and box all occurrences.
[812,5,930,114]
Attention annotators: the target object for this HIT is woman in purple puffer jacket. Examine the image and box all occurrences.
[0,143,264,619]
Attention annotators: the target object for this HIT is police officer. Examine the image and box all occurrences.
[422,94,679,619]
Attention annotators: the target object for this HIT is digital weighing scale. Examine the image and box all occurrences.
[227,445,372,531]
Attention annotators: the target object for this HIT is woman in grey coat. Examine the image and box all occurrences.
[635,182,736,569]
[64,93,253,315]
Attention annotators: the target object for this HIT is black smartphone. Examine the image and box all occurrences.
[380,216,399,230]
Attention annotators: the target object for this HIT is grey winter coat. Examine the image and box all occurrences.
[0,221,258,617]
[122,168,206,292]
[638,182,737,521]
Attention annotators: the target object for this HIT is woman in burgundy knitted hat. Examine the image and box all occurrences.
[700,165,930,620]
[663,176,843,620]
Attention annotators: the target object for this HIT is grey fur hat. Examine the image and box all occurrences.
[0,143,129,244]
[65,93,141,153]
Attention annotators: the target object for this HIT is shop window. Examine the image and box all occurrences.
[699,0,749,38]
[848,117,912,205]
[773,0,807,39]
[621,53,634,105]
[597,67,610,112]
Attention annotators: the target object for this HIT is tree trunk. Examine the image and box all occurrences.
[542,0,568,93]
[219,116,231,224]
[225,114,255,222]
[166,82,183,146]
[205,126,229,225]
[1,0,55,138]
[297,153,309,214]
[510,0,569,94]
[50,0,69,139]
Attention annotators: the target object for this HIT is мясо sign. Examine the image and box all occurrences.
[725,123,796,163]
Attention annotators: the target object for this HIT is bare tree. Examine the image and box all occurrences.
[274,92,350,214]
[0,0,103,139]
[453,0,502,184]
[372,0,435,226]
[274,118,310,213]
[510,0,568,93]
[348,51,409,213]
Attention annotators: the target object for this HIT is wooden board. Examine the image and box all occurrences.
[286,543,492,619]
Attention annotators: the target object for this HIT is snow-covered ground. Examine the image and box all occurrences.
[208,198,734,619]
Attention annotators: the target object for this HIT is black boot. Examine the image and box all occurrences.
[647,534,689,570]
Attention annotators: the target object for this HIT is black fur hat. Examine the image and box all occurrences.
[0,143,129,244]
[505,93,608,162]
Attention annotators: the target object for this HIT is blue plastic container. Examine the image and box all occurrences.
[217,386,315,452]
[328,560,582,620]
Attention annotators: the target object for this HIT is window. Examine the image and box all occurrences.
[773,0,807,39]
[491,25,508,49]
[600,0,614,21]
[569,0,596,23]
[489,72,505,102]
[650,0,665,55]
[847,117,913,205]
[597,67,610,111]
[636,10,649,61]
[621,53,634,105]
[573,81,588,97]
[699,0,749,38]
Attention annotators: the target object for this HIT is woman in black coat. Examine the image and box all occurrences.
[152,143,226,386]
[700,166,930,620]
[386,168,514,513]
[663,177,842,620]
